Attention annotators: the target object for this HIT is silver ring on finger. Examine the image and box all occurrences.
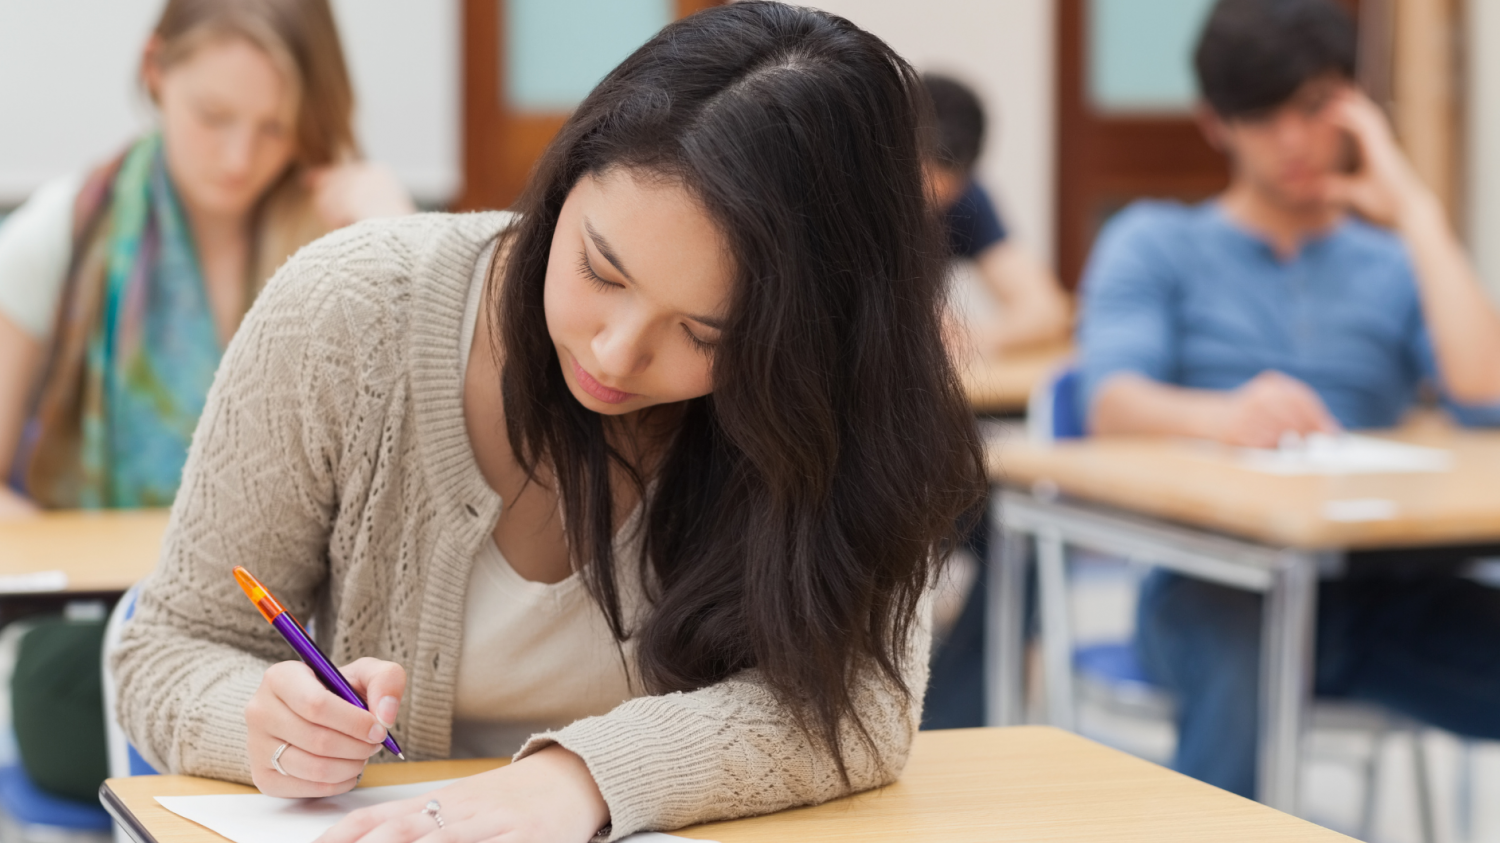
[421,800,444,829]
[271,742,291,776]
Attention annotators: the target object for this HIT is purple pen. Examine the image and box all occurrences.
[234,566,405,759]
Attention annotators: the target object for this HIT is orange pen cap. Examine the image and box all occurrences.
[234,566,287,624]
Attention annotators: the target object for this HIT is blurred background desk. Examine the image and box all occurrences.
[986,421,1500,815]
[103,726,1352,843]
[0,510,168,621]
[961,341,1071,416]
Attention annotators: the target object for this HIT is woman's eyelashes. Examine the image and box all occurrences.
[577,251,621,291]
[578,249,719,355]
[683,325,717,354]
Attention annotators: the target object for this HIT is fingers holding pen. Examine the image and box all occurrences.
[234,570,409,798]
[269,743,369,785]
[342,657,407,731]
[269,661,391,745]
[246,660,385,796]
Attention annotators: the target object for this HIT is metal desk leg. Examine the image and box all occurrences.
[1257,549,1319,813]
[1037,525,1076,730]
[986,500,1029,726]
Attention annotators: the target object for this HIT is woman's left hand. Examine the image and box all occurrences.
[306,161,417,229]
[315,745,610,843]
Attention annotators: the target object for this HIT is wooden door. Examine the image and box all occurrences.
[458,0,724,212]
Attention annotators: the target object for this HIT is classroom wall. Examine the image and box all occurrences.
[802,0,1057,265]
[2,0,1053,253]
[0,0,459,207]
[1465,0,1500,302]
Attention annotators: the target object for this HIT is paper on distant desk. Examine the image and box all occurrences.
[156,781,714,843]
[0,570,68,593]
[1237,434,1451,475]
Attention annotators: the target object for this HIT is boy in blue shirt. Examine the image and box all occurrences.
[1078,0,1500,798]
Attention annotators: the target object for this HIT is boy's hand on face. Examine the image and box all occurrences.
[1321,90,1437,230]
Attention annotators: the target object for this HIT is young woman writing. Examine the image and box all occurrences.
[112,4,985,841]
[0,0,413,515]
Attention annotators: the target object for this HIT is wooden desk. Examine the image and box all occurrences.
[985,421,1500,815]
[961,342,1072,414]
[994,423,1500,549]
[0,510,168,593]
[101,727,1350,843]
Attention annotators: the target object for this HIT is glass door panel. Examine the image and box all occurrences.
[504,0,672,112]
[1087,0,1216,115]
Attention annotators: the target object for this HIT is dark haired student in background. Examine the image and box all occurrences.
[922,74,1070,356]
[919,74,1070,732]
[113,4,986,842]
[1078,0,1500,797]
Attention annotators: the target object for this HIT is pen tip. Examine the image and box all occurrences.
[396,752,407,761]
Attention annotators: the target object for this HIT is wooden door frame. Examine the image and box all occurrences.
[458,0,724,211]
[1054,0,1228,290]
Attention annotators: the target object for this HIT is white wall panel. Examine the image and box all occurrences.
[0,0,460,206]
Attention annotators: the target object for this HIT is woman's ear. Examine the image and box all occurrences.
[140,34,165,104]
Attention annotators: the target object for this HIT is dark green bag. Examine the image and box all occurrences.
[12,617,109,802]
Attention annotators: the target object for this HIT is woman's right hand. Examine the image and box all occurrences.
[305,162,416,230]
[245,657,406,797]
[0,487,39,520]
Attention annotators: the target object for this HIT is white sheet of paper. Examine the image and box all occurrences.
[155,781,715,843]
[1236,434,1451,476]
[157,780,462,843]
[1323,498,1400,522]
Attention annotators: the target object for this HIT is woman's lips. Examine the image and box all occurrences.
[571,357,636,404]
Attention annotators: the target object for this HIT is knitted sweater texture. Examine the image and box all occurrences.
[110,213,931,839]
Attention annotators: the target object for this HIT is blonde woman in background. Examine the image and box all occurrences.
[0,0,413,517]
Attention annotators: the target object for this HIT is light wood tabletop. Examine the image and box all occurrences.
[960,341,1072,414]
[990,418,1500,549]
[103,726,1350,843]
[0,509,168,592]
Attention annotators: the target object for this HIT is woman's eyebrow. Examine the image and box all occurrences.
[584,219,634,282]
[585,217,726,329]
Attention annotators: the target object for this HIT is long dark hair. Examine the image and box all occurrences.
[497,1,985,774]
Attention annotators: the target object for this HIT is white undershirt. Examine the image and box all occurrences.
[0,173,84,339]
[450,237,639,758]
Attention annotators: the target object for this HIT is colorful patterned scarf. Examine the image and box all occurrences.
[25,135,225,508]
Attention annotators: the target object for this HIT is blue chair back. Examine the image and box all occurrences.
[1049,368,1086,440]
[0,765,112,832]
[1026,365,1086,442]
[7,420,38,493]
[125,746,155,777]
[1074,641,1155,689]
[105,589,158,779]
[122,592,157,776]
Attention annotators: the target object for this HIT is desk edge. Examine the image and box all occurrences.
[101,781,158,843]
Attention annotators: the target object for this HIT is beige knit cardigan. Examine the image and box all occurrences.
[111,212,932,840]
